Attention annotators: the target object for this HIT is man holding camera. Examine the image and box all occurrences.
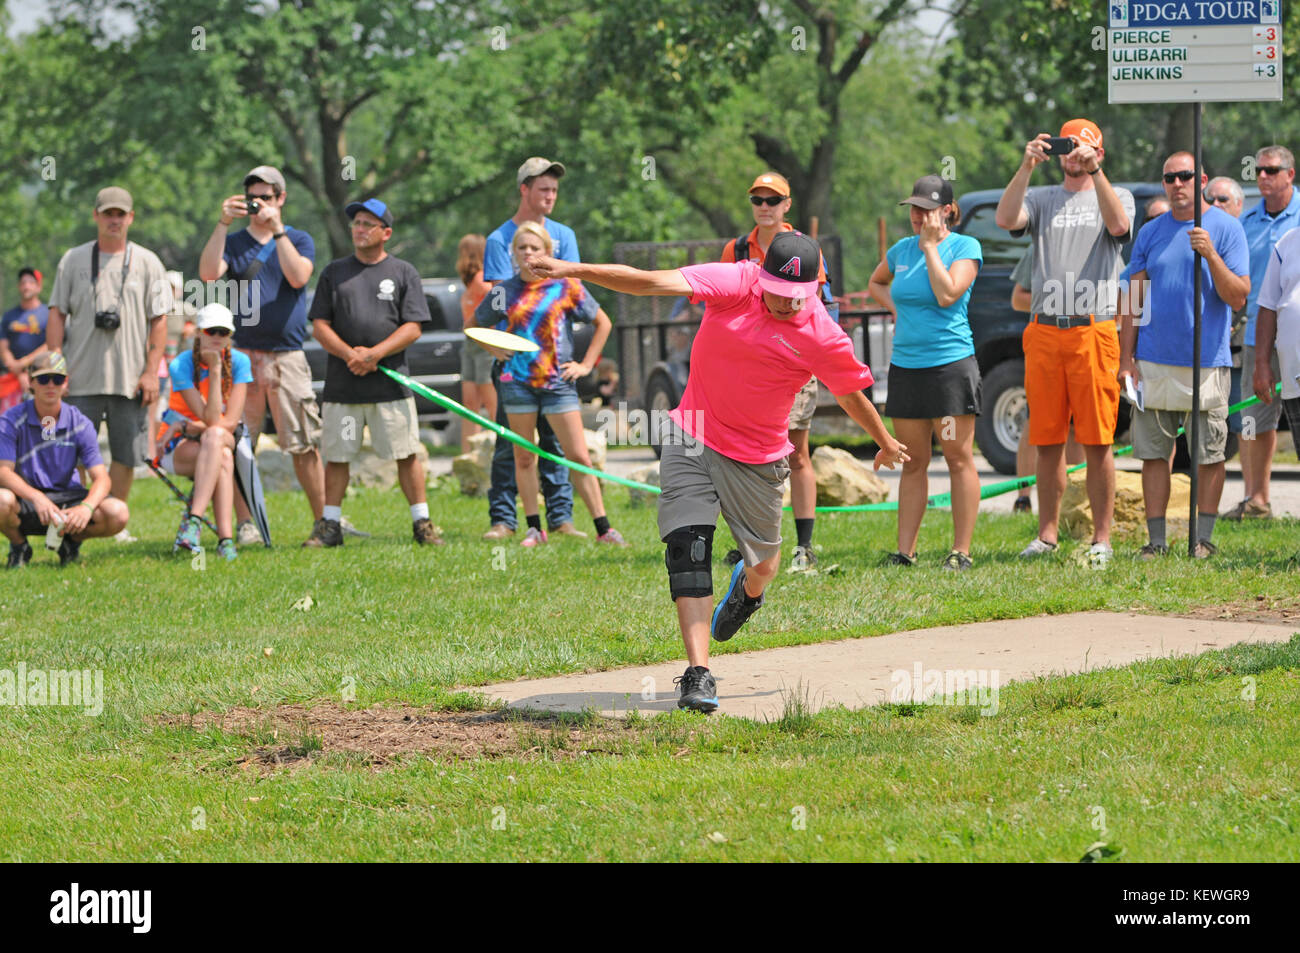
[995,119,1134,567]
[198,165,333,547]
[45,187,172,531]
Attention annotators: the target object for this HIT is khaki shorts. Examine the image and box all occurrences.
[657,422,790,566]
[244,349,322,454]
[788,377,817,431]
[321,397,420,463]
[1132,406,1228,465]
[1240,344,1283,432]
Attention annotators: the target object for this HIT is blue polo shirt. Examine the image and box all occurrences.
[1128,207,1249,368]
[0,399,103,492]
[1,303,49,360]
[483,218,580,282]
[1241,186,1300,344]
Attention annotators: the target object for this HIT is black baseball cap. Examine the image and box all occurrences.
[899,174,954,210]
[345,198,393,227]
[758,232,821,301]
[18,266,41,283]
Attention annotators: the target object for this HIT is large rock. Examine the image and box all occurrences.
[625,464,660,507]
[255,432,429,493]
[811,445,889,506]
[1060,468,1191,539]
[451,428,608,497]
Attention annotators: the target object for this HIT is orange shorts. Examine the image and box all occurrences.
[1022,318,1120,446]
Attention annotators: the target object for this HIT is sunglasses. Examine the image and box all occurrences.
[1205,193,1231,204]
[750,195,786,207]
[1163,170,1196,183]
[245,193,276,202]
[1257,165,1292,176]
[33,374,67,385]
[202,327,232,338]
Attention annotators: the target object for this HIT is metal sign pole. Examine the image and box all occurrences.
[1189,102,1202,556]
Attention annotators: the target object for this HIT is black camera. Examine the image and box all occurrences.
[94,309,121,330]
[246,195,261,215]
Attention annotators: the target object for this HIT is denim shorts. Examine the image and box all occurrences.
[499,377,580,416]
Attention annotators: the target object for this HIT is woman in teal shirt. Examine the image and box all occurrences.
[868,175,983,570]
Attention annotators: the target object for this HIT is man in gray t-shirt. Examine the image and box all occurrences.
[995,118,1133,566]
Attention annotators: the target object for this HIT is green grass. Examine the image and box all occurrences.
[1,477,1297,861]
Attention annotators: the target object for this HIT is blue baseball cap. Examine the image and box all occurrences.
[345,198,393,227]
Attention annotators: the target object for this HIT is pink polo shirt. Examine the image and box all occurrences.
[671,261,873,464]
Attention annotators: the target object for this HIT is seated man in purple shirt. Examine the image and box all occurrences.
[0,352,129,567]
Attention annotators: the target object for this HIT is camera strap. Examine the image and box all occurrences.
[91,241,133,314]
[237,228,287,282]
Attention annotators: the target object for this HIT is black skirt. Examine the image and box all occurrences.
[884,355,982,419]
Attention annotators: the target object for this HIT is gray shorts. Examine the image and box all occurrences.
[1132,405,1228,465]
[657,423,790,566]
[66,394,148,468]
[1241,344,1283,432]
[460,343,497,386]
[788,377,817,431]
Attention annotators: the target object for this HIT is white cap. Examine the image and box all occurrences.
[196,302,235,334]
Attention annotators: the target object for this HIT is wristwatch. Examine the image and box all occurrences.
[273,231,287,240]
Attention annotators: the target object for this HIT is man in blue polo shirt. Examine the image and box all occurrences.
[480,156,582,540]
[0,267,49,413]
[0,353,130,567]
[1224,145,1300,522]
[1119,151,1250,560]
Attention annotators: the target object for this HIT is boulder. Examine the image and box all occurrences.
[811,445,889,506]
[452,431,497,497]
[255,431,429,493]
[625,464,660,507]
[1060,468,1191,539]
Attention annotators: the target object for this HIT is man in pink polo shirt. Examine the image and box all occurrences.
[530,232,907,712]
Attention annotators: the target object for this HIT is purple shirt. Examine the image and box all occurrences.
[0,399,103,491]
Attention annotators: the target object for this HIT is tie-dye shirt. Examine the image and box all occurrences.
[474,276,601,389]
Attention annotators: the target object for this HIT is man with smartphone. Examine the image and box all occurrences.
[995,119,1134,567]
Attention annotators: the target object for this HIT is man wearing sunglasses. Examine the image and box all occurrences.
[1227,146,1300,522]
[1119,152,1250,559]
[44,187,172,540]
[995,119,1134,567]
[198,165,331,548]
[0,352,130,567]
[1205,178,1244,219]
[720,172,834,573]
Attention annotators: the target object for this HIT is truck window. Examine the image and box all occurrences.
[959,204,1029,268]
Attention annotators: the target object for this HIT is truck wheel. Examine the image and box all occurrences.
[645,372,678,460]
[975,359,1026,475]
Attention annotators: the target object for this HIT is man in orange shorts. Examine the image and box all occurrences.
[995,118,1134,566]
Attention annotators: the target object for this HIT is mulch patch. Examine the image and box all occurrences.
[1181,594,1300,626]
[158,702,632,774]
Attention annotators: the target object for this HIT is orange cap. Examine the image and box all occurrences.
[1059,119,1103,150]
[748,172,791,197]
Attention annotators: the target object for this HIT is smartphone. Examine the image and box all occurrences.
[1045,136,1076,156]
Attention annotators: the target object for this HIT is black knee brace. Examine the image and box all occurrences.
[664,524,714,600]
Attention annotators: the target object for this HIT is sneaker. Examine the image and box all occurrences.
[724,549,743,566]
[1019,537,1058,559]
[1138,542,1169,561]
[883,551,917,567]
[788,545,818,573]
[113,528,138,544]
[941,550,973,571]
[673,666,719,713]
[482,523,515,540]
[520,527,548,548]
[413,518,445,545]
[340,516,372,538]
[301,518,343,548]
[6,541,33,569]
[173,515,202,554]
[236,520,263,546]
[1085,542,1113,568]
[1013,496,1033,513]
[595,528,628,546]
[711,561,762,642]
[57,534,82,567]
[217,538,238,561]
[1192,539,1218,560]
[551,521,588,539]
[1221,498,1272,521]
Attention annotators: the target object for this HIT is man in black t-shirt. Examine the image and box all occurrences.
[307,198,442,546]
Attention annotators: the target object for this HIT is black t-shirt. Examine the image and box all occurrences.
[308,254,430,403]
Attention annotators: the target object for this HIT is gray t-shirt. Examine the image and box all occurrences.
[1022,185,1135,317]
[48,241,172,398]
[1010,248,1032,288]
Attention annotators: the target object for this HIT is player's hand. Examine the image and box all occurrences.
[873,439,910,472]
[257,201,283,232]
[137,371,159,406]
[60,503,90,536]
[32,492,60,527]
[1070,142,1100,172]
[918,208,946,248]
[1254,360,1275,404]
[1187,227,1219,259]
[346,346,378,376]
[559,361,591,382]
[525,255,572,279]
[220,194,247,225]
[1023,134,1051,171]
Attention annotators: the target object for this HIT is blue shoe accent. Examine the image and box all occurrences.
[712,560,745,641]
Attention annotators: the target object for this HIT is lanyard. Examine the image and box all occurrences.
[90,242,133,314]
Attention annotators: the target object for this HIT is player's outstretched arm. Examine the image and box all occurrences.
[835,390,909,471]
[527,255,692,297]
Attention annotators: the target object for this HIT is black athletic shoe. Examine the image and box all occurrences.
[57,535,82,567]
[302,518,343,548]
[674,666,719,713]
[711,561,762,642]
[1013,496,1033,513]
[882,551,917,567]
[6,541,32,569]
[724,548,742,566]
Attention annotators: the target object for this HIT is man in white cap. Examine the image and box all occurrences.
[45,186,173,538]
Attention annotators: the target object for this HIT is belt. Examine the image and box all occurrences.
[1031,313,1115,328]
